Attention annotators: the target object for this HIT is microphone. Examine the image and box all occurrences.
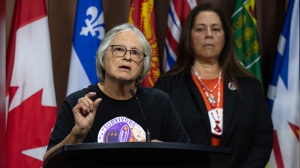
[129,89,151,142]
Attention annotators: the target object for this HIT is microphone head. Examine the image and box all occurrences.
[129,89,136,97]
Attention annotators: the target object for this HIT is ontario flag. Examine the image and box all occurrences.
[67,0,105,96]
[163,0,197,72]
[6,0,57,167]
[266,0,300,167]
[231,0,264,86]
[128,0,160,87]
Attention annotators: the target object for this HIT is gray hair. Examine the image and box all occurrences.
[96,23,152,83]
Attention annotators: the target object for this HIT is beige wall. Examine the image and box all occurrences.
[6,0,287,110]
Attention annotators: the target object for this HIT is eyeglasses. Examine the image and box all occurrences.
[108,45,146,63]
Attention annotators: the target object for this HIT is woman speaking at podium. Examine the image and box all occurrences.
[43,23,190,161]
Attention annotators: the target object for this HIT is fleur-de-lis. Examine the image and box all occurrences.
[80,6,105,40]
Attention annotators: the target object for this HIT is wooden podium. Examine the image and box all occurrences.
[43,142,233,168]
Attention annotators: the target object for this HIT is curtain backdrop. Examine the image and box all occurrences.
[6,0,288,109]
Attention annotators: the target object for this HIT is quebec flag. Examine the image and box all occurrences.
[67,0,105,95]
[267,0,300,167]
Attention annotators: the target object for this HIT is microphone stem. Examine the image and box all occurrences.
[130,89,151,142]
[146,129,151,142]
[136,97,151,142]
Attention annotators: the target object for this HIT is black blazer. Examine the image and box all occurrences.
[154,70,273,168]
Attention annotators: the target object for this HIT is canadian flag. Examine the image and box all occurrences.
[6,0,57,167]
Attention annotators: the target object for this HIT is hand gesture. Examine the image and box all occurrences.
[72,92,102,138]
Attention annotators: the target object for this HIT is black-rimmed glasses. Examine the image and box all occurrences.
[108,45,146,63]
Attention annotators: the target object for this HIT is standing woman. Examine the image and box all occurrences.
[44,23,189,161]
[154,3,273,167]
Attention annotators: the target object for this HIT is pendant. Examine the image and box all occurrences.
[208,93,216,103]
[208,108,223,136]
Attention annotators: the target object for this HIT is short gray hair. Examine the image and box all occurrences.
[96,23,152,83]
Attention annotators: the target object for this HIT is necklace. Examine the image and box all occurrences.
[191,66,222,108]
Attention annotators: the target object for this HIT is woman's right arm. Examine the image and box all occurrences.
[43,125,87,161]
[43,92,102,161]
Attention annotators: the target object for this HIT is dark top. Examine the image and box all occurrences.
[154,69,273,168]
[47,84,190,150]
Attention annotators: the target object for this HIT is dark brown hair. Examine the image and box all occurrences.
[164,3,256,86]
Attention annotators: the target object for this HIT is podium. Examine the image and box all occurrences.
[43,142,233,168]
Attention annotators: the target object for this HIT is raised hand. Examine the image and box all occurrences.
[72,92,102,138]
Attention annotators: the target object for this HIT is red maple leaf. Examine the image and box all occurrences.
[6,89,57,167]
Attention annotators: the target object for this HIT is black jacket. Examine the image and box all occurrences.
[154,70,273,168]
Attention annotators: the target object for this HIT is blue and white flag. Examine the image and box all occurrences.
[267,0,299,167]
[67,0,105,95]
